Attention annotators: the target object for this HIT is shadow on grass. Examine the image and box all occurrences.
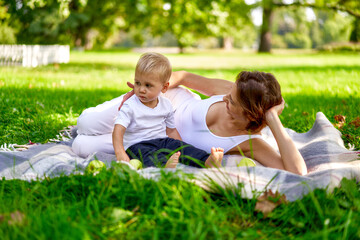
[26,61,360,74]
[177,66,360,76]
[33,62,135,72]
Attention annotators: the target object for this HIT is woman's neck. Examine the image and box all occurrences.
[207,102,251,137]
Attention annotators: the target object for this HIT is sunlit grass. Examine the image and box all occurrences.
[1,50,359,147]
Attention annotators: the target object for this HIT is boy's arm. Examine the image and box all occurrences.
[112,124,131,162]
[166,127,182,141]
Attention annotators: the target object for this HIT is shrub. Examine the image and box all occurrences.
[271,34,287,49]
[318,42,360,52]
[284,32,312,49]
[0,23,16,44]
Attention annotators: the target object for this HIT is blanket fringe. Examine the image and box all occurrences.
[0,143,20,152]
[48,126,74,143]
[347,143,356,151]
[0,126,75,152]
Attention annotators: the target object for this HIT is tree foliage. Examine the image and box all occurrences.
[271,7,352,49]
[0,0,16,44]
[4,0,135,48]
[1,0,359,51]
[2,0,254,50]
[130,0,253,52]
[258,0,360,52]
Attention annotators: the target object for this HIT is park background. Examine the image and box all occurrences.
[1,0,360,239]
[1,0,360,52]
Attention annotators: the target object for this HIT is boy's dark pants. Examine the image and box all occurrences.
[126,138,210,168]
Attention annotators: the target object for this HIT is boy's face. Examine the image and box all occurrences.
[134,72,169,108]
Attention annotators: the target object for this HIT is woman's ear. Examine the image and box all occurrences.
[161,82,170,93]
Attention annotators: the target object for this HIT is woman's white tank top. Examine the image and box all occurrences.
[174,95,262,154]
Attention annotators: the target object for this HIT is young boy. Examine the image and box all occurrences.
[112,52,223,168]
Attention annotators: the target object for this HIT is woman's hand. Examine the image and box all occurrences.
[118,82,135,110]
[265,98,285,124]
[262,97,307,175]
[169,71,186,89]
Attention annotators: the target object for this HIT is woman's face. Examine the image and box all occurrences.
[223,85,250,123]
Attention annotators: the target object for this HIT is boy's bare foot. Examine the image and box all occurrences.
[205,147,224,168]
[165,151,181,168]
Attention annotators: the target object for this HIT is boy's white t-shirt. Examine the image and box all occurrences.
[114,95,176,150]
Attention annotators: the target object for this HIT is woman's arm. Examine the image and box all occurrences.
[170,71,234,96]
[264,104,307,175]
[166,127,182,141]
[235,100,307,175]
[112,124,131,162]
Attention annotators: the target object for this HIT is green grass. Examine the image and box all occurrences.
[1,166,360,239]
[1,50,360,239]
[1,50,359,147]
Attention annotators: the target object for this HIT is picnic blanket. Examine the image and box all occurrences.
[1,112,359,201]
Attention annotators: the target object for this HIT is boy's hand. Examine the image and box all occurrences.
[118,82,135,110]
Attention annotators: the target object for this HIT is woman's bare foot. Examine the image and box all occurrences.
[205,147,224,168]
[165,151,181,168]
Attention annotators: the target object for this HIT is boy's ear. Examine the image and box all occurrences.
[161,82,170,93]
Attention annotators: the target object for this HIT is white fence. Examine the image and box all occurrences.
[0,45,70,67]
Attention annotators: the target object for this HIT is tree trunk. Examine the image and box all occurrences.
[258,1,274,53]
[223,36,234,50]
[177,40,185,54]
[350,18,360,42]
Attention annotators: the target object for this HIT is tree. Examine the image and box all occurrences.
[207,0,253,50]
[138,0,216,53]
[0,0,16,44]
[136,0,253,53]
[270,7,352,49]
[350,18,360,42]
[4,0,136,48]
[258,0,274,52]
[5,0,65,44]
[63,0,136,49]
[257,0,360,52]
[280,8,312,49]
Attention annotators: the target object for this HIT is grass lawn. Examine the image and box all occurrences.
[1,50,360,239]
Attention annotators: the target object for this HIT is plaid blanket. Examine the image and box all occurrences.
[1,112,359,201]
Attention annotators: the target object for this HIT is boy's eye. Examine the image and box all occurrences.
[135,82,140,86]
[146,84,152,88]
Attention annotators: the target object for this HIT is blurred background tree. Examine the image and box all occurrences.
[270,7,352,49]
[258,0,360,52]
[0,0,16,44]
[0,0,359,52]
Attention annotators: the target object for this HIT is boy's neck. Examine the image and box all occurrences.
[138,96,159,109]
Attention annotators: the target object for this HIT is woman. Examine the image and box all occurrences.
[72,70,307,175]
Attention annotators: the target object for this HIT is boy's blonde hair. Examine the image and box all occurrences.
[135,52,172,83]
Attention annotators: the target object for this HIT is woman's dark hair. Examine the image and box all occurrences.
[235,71,282,132]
